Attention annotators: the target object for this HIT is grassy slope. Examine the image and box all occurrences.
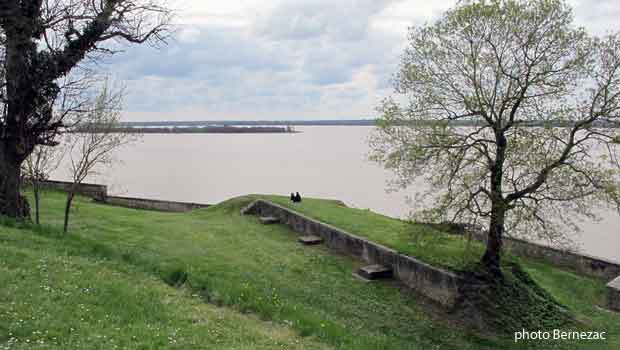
[263,195,487,271]
[0,191,618,349]
[0,223,330,350]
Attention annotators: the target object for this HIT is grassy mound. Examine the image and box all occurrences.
[0,190,617,349]
[457,263,574,334]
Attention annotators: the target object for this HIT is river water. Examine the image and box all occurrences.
[51,126,620,262]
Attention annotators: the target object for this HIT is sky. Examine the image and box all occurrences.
[99,0,620,122]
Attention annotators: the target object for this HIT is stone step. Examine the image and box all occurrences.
[356,264,393,280]
[259,216,280,224]
[298,235,324,245]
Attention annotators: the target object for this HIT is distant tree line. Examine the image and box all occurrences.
[120,120,378,127]
[70,126,297,134]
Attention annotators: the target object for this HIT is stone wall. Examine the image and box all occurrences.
[608,277,620,312]
[242,200,465,307]
[37,180,209,213]
[37,180,108,201]
[103,196,210,212]
[502,237,620,281]
[464,227,620,280]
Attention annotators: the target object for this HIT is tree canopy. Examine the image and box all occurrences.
[370,0,620,273]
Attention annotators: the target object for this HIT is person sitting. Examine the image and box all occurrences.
[290,192,295,202]
[294,192,302,203]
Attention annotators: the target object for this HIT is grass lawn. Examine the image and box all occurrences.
[0,190,618,349]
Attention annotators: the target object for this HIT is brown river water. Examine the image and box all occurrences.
[51,126,620,262]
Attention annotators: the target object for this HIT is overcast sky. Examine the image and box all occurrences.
[102,0,620,121]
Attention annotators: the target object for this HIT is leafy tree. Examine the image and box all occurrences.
[0,0,171,218]
[370,0,620,275]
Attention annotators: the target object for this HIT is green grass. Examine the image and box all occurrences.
[261,195,486,271]
[0,190,618,349]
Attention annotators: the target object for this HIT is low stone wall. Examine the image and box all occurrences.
[464,227,620,280]
[103,196,210,212]
[37,180,209,212]
[242,200,465,307]
[608,277,620,312]
[502,237,620,281]
[37,180,108,201]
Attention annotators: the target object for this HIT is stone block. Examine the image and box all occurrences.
[259,216,279,225]
[298,235,324,245]
[357,264,393,280]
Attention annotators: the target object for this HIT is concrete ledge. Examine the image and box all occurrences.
[36,180,209,213]
[243,199,465,307]
[464,227,620,280]
[103,196,210,212]
[608,277,620,312]
[36,180,108,201]
[504,238,620,280]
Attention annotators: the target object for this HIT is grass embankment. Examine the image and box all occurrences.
[0,191,618,349]
[262,195,486,271]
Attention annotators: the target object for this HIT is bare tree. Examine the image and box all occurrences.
[0,0,172,218]
[370,0,620,275]
[63,80,135,233]
[22,144,64,224]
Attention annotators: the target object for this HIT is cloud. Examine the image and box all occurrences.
[254,0,396,42]
[90,0,619,121]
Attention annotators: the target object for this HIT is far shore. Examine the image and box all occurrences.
[72,126,299,134]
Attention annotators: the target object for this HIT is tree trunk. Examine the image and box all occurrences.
[482,132,508,276]
[63,192,74,233]
[0,142,29,218]
[482,202,506,276]
[1,26,36,219]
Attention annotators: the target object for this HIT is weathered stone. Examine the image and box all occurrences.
[104,196,209,212]
[357,264,393,280]
[298,235,324,245]
[607,276,620,311]
[259,216,280,224]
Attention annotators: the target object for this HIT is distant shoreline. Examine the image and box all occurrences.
[73,126,299,134]
[120,119,378,128]
[120,119,620,129]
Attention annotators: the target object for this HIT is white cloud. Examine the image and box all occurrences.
[99,0,620,121]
